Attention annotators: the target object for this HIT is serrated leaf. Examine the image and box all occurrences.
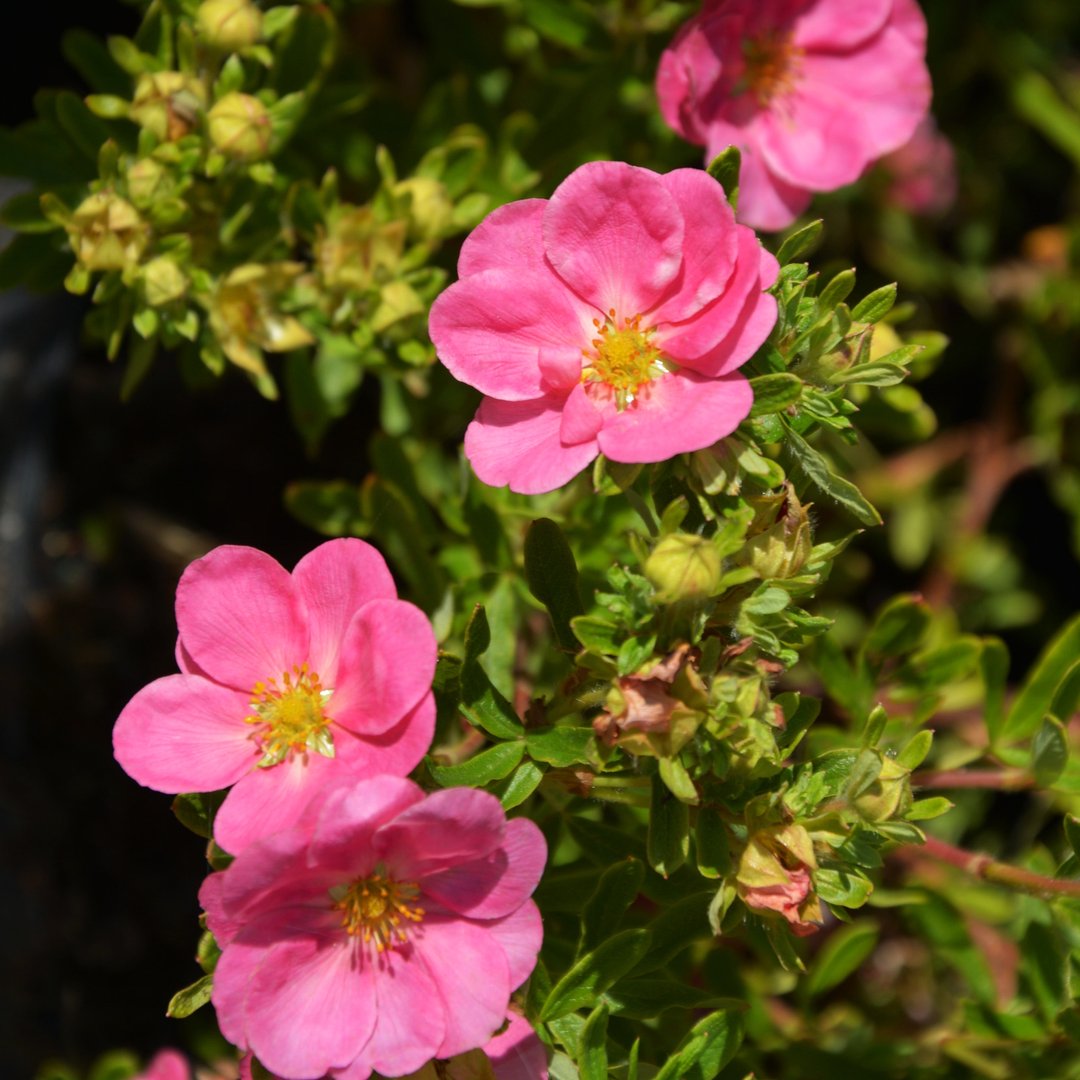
[525,518,584,651]
[851,283,898,323]
[776,219,824,265]
[427,741,524,788]
[539,929,651,1022]
[1002,614,1080,742]
[804,922,879,998]
[166,973,213,1018]
[784,424,881,526]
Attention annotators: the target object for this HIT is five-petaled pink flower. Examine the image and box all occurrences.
[428,161,778,494]
[113,539,436,854]
[135,1050,190,1080]
[880,115,956,216]
[200,776,547,1080]
[656,0,932,231]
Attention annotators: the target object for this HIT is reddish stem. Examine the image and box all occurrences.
[912,768,1033,791]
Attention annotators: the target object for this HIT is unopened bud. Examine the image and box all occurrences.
[394,176,454,241]
[126,158,168,206]
[207,93,272,160]
[142,256,188,306]
[130,72,206,141]
[65,192,149,272]
[315,206,405,292]
[196,0,264,51]
[853,755,912,822]
[645,533,722,602]
[740,485,812,579]
[736,823,822,936]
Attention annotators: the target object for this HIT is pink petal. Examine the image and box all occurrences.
[597,371,753,463]
[175,546,308,692]
[542,162,684,317]
[648,169,739,324]
[485,1012,549,1080]
[429,268,594,402]
[656,17,725,145]
[351,948,447,1078]
[723,141,812,232]
[331,599,436,736]
[332,691,436,787]
[419,916,511,1059]
[292,539,397,681]
[137,1049,190,1080]
[212,751,342,856]
[243,936,376,1078]
[376,786,507,880]
[657,226,771,361]
[210,933,268,1051]
[458,199,548,278]
[175,636,209,677]
[486,899,544,991]
[113,674,254,793]
[559,383,604,445]
[538,346,583,392]
[421,818,547,920]
[464,395,599,495]
[792,0,892,50]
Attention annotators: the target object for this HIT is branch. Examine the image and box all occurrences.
[912,768,1033,791]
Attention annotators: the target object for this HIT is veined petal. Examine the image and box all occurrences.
[487,899,544,991]
[331,599,436,736]
[792,0,891,50]
[458,199,548,278]
[597,370,753,463]
[464,395,599,495]
[559,383,604,445]
[175,546,307,692]
[292,539,397,682]
[429,268,594,402]
[709,134,812,232]
[543,162,685,317]
[113,674,254,793]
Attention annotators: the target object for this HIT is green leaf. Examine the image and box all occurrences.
[1032,715,1069,788]
[525,726,594,767]
[460,606,525,740]
[828,359,909,387]
[776,219,824,265]
[633,891,713,973]
[427,741,524,788]
[571,615,622,654]
[906,796,954,821]
[804,922,880,998]
[654,1010,745,1080]
[783,424,881,526]
[521,0,594,47]
[55,91,111,161]
[498,760,545,809]
[525,518,585,651]
[695,805,731,879]
[579,858,645,955]
[749,372,802,416]
[706,145,740,210]
[1065,815,1080,860]
[171,790,226,839]
[818,268,856,311]
[659,755,699,803]
[850,282,898,323]
[1002,614,1080,741]
[578,1002,609,1080]
[648,772,690,876]
[813,867,874,908]
[603,980,742,1019]
[864,594,931,659]
[896,729,934,770]
[980,636,1009,745]
[539,929,652,1022]
[166,973,213,1018]
[0,191,62,233]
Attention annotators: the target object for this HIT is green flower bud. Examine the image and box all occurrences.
[740,485,813,579]
[129,72,206,141]
[207,93,272,160]
[315,206,406,292]
[125,158,169,207]
[645,533,722,602]
[65,192,149,273]
[393,176,454,241]
[196,0,264,51]
[142,256,188,306]
[852,755,913,822]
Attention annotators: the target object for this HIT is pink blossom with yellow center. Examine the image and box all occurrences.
[657,0,932,230]
[113,539,436,854]
[201,776,546,1080]
[428,161,778,494]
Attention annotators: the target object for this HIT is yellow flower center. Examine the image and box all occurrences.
[330,870,425,950]
[582,310,669,409]
[245,663,334,768]
[742,32,802,106]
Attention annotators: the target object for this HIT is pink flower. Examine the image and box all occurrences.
[656,0,932,230]
[136,1050,190,1080]
[428,161,778,494]
[113,539,436,854]
[880,115,957,216]
[480,1011,548,1080]
[201,776,547,1080]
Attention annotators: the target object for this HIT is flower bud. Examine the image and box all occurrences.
[645,533,722,602]
[65,192,149,273]
[852,754,912,822]
[315,206,406,292]
[394,176,454,241]
[129,72,206,141]
[207,93,272,160]
[740,485,812,579]
[196,0,264,51]
[125,158,169,207]
[736,823,822,936]
[142,256,188,306]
